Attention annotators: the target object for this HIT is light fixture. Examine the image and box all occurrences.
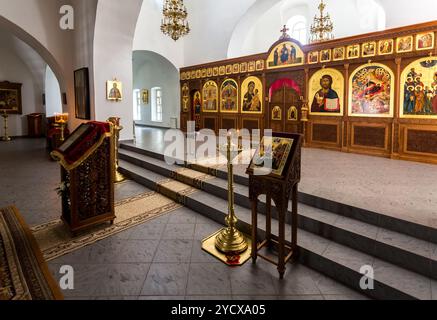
[160,0,190,41]
[310,0,334,43]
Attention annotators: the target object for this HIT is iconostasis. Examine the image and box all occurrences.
[180,22,437,164]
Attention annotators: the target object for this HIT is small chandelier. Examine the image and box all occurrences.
[310,0,334,43]
[160,0,190,41]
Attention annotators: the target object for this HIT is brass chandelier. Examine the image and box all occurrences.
[310,0,334,43]
[160,0,190,41]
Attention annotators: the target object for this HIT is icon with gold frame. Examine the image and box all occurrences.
[256,60,265,71]
[396,35,414,53]
[378,39,394,55]
[241,76,263,114]
[308,68,344,116]
[320,49,331,63]
[196,70,201,78]
[287,106,298,121]
[180,72,186,81]
[416,32,435,51]
[213,67,219,77]
[141,89,149,105]
[219,66,226,76]
[202,69,207,78]
[207,68,213,77]
[220,79,239,113]
[190,70,196,79]
[248,61,256,72]
[362,42,376,58]
[333,47,345,61]
[233,64,240,74]
[346,45,360,59]
[240,62,248,73]
[106,80,122,101]
[308,51,318,64]
[271,106,282,120]
[226,65,232,75]
[202,80,218,113]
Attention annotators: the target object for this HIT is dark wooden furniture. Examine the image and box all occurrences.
[179,21,437,165]
[247,132,302,279]
[46,116,70,152]
[27,113,44,137]
[51,122,115,235]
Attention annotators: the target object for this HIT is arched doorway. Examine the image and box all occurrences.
[268,78,302,133]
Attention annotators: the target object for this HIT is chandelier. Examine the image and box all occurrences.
[310,0,334,43]
[160,0,190,41]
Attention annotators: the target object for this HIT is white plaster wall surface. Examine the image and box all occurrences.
[93,0,143,141]
[133,51,180,129]
[0,45,41,136]
[0,0,73,88]
[70,0,98,128]
[133,0,184,69]
[45,66,62,117]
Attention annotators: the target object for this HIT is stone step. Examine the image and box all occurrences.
[119,149,437,281]
[118,159,437,300]
[120,142,437,245]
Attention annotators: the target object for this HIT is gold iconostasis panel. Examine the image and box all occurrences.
[400,57,437,119]
[349,63,395,118]
[241,76,263,114]
[202,80,218,113]
[309,68,344,117]
[220,79,239,113]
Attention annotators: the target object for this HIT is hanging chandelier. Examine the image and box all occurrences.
[160,0,190,41]
[310,0,334,44]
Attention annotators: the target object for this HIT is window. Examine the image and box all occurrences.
[133,89,141,121]
[286,15,307,45]
[151,87,163,122]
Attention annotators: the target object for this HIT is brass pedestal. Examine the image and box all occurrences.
[202,133,250,265]
[107,117,126,183]
[1,111,11,142]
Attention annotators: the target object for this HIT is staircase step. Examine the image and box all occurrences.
[119,150,437,280]
[120,142,437,244]
[118,159,437,300]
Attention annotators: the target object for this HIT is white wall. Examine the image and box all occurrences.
[133,51,180,129]
[44,66,62,117]
[133,0,184,69]
[183,0,256,66]
[93,0,143,141]
[0,42,42,136]
[71,0,98,125]
[228,0,388,58]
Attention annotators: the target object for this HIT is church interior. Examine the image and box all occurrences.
[1,0,437,302]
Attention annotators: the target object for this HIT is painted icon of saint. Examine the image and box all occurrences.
[311,75,340,113]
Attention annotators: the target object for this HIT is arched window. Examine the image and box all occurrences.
[287,15,307,45]
[151,87,163,122]
[133,89,141,121]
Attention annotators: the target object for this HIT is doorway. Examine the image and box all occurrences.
[268,78,302,133]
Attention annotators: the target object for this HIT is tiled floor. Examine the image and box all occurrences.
[1,137,369,300]
[48,206,369,300]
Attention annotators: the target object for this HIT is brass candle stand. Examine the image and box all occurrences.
[1,111,11,142]
[202,133,251,266]
[107,117,126,183]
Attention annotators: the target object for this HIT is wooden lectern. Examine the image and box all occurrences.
[51,121,115,235]
[246,132,302,279]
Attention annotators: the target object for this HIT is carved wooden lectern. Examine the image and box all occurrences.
[246,132,302,279]
[51,121,115,235]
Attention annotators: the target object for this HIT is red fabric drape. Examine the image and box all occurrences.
[58,121,110,165]
[269,78,302,100]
